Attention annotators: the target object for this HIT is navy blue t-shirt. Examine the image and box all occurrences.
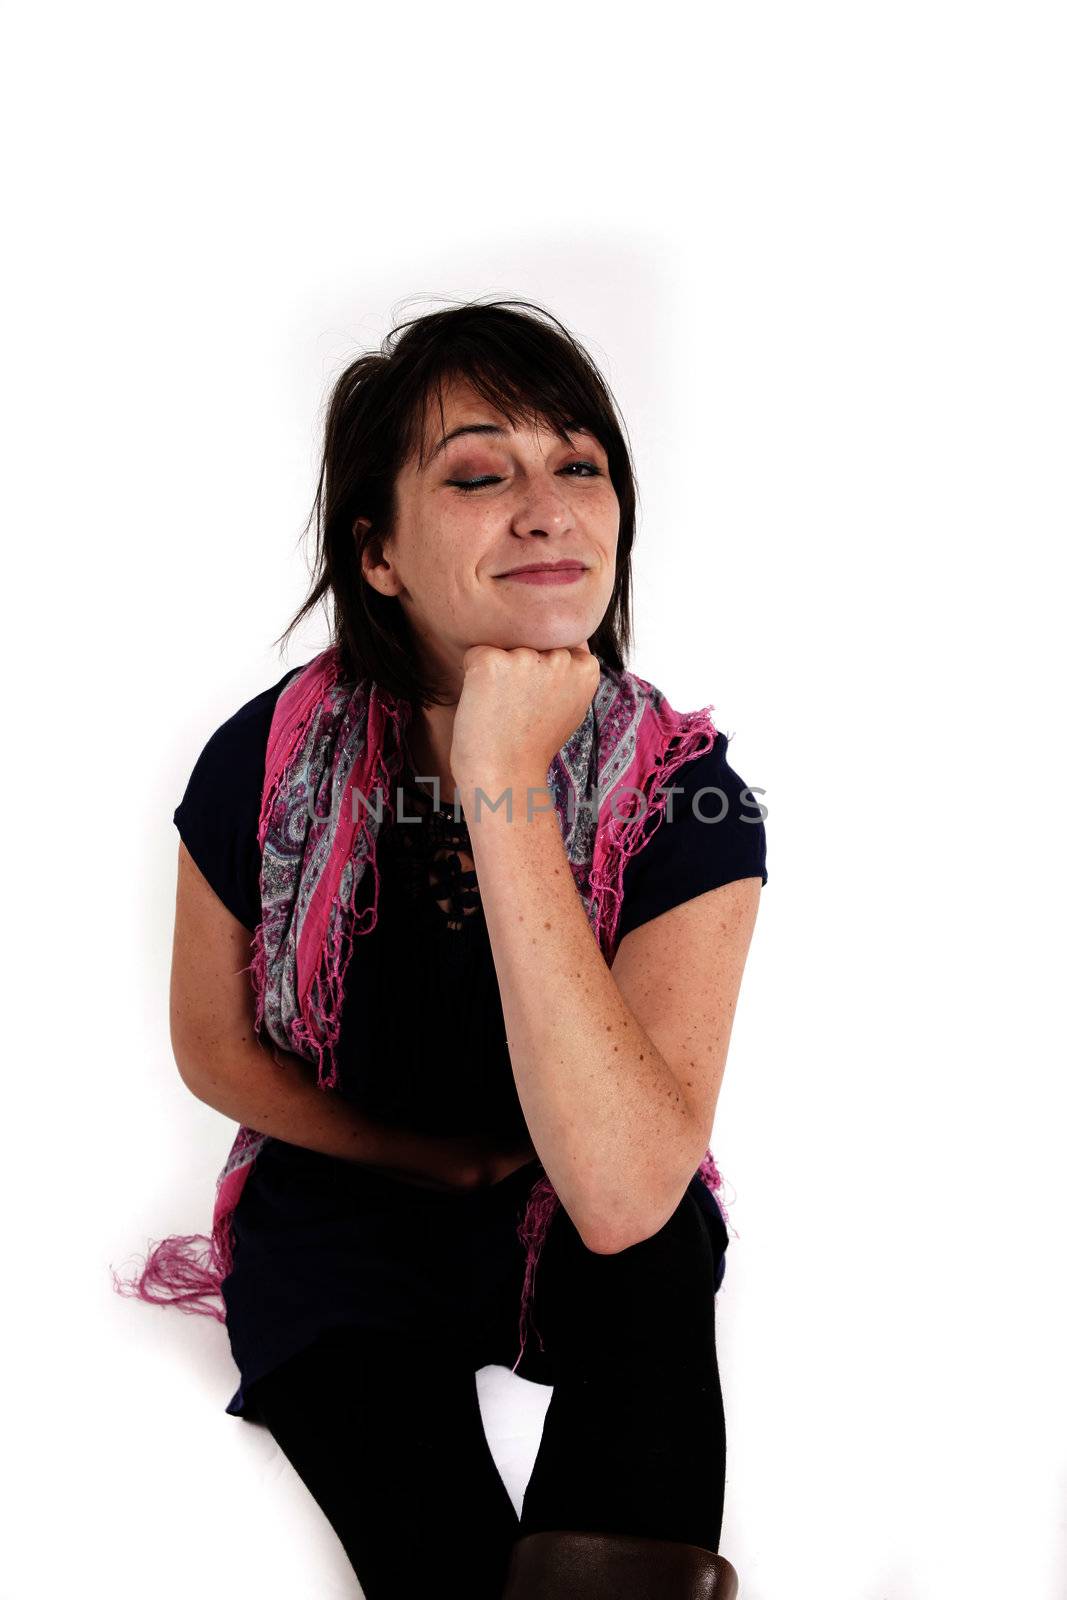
[173,664,768,1417]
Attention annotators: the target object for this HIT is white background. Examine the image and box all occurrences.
[3,3,1064,1596]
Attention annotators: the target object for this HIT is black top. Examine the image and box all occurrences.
[173,663,768,1417]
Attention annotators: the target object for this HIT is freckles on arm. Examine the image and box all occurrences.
[468,793,729,1250]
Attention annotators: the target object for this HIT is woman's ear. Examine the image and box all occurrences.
[358,519,402,598]
[354,518,377,586]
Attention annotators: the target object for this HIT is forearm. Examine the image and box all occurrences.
[463,774,707,1251]
[180,1038,483,1189]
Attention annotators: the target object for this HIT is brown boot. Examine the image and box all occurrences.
[501,1528,740,1598]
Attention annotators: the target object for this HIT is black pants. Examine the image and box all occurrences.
[249,1178,728,1599]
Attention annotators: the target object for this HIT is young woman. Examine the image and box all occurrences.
[117,299,768,1599]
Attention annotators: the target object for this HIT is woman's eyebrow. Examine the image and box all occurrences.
[425,418,591,465]
[427,423,507,463]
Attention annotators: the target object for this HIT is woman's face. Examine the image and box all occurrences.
[359,375,620,687]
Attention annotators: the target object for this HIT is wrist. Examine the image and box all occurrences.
[454,769,554,824]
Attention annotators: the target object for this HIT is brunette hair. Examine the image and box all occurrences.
[275,296,639,708]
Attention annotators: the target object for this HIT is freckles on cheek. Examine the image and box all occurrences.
[442,567,476,619]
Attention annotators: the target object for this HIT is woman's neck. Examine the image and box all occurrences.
[402,706,458,808]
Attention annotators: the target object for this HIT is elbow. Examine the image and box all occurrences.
[579,1157,708,1257]
[570,1196,638,1257]
[171,1021,244,1104]
[175,1051,213,1104]
[575,1198,670,1257]
[580,1216,663,1256]
[562,1110,712,1257]
[172,1035,230,1107]
[171,1011,208,1097]
[579,1225,631,1256]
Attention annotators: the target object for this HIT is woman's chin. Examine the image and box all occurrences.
[479,610,600,655]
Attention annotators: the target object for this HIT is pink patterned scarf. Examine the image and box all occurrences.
[115,644,731,1373]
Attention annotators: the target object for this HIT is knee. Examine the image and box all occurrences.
[549,1185,715,1279]
[535,1188,720,1372]
[612,1185,716,1253]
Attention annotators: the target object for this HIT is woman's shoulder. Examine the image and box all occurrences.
[661,729,766,816]
[615,730,768,944]
[175,663,305,819]
[172,663,305,930]
[198,663,306,761]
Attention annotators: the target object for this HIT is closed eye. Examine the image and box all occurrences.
[447,461,604,493]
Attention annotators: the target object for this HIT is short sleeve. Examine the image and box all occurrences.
[615,732,768,943]
[173,666,304,931]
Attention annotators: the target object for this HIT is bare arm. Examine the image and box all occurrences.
[171,841,529,1190]
[465,777,762,1251]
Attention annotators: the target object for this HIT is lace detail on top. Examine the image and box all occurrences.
[384,758,481,934]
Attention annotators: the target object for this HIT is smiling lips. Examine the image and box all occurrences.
[496,560,588,585]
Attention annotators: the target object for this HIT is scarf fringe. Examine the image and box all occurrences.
[108,1139,258,1320]
[510,1174,562,1372]
[588,711,719,967]
[286,694,407,1092]
[109,1230,228,1322]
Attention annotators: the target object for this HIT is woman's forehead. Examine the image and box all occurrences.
[421,381,594,454]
